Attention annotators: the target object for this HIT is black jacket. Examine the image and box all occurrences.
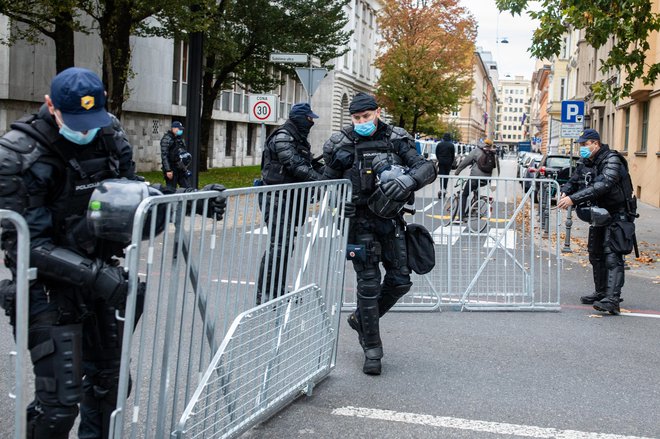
[435,140,455,166]
[160,131,187,172]
[261,120,322,185]
[564,144,628,212]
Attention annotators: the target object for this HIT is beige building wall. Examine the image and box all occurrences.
[611,1,660,207]
[443,51,495,144]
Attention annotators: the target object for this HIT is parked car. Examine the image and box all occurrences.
[521,157,543,192]
[534,154,580,202]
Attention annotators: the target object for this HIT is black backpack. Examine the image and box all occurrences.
[476,147,496,173]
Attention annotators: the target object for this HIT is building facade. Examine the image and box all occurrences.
[495,75,531,147]
[443,50,497,144]
[0,0,382,172]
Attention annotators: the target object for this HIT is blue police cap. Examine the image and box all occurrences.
[50,67,111,132]
[575,129,600,143]
[290,103,319,119]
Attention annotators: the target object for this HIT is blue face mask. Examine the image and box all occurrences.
[59,123,100,145]
[354,120,376,137]
[175,129,183,137]
[579,146,591,159]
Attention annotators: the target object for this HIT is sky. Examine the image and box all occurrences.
[461,0,540,80]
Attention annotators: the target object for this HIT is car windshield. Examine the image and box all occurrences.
[546,157,572,168]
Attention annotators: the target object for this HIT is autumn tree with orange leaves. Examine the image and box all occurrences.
[375,0,477,133]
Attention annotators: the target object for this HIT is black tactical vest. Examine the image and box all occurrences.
[340,127,395,204]
[10,115,121,251]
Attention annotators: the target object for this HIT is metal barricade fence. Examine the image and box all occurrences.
[341,175,561,311]
[0,209,35,439]
[110,180,351,439]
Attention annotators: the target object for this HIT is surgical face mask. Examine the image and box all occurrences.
[54,112,99,145]
[579,145,592,159]
[354,120,376,137]
[175,129,183,137]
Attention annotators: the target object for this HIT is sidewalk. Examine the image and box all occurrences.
[558,201,659,280]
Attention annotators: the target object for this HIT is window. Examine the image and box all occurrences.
[624,108,630,151]
[640,101,649,152]
[559,78,565,101]
[246,124,255,156]
[172,39,189,105]
[225,122,235,157]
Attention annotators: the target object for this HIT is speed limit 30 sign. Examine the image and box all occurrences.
[248,95,278,123]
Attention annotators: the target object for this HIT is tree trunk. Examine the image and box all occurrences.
[53,11,75,73]
[199,55,218,172]
[411,113,420,134]
[398,114,405,128]
[98,3,133,119]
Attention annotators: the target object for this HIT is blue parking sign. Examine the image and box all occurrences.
[561,101,585,123]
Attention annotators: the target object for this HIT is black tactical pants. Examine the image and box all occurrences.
[349,214,412,352]
[256,191,307,304]
[22,283,125,439]
[164,167,191,190]
[588,224,625,301]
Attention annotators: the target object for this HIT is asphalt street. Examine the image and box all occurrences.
[0,157,658,438]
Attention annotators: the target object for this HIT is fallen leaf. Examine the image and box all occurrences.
[620,308,631,313]
[588,314,603,318]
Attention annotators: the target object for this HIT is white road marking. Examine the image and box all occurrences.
[331,406,654,439]
[433,225,462,245]
[484,229,516,250]
[421,200,438,212]
[620,312,660,319]
[212,279,256,286]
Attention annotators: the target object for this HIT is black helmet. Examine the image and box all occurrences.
[88,179,165,242]
[367,157,409,218]
[575,205,611,226]
[367,186,406,219]
[179,151,192,167]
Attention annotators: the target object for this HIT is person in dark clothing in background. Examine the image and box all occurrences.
[256,103,324,305]
[558,129,636,315]
[435,132,455,195]
[160,121,192,190]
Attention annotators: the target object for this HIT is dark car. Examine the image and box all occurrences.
[534,154,579,202]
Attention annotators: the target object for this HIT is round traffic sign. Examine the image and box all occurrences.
[252,101,272,121]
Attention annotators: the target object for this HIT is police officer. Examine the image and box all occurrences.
[160,120,192,189]
[558,129,635,315]
[322,93,436,375]
[0,68,225,438]
[256,102,323,304]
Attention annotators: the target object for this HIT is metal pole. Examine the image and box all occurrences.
[186,30,203,189]
[307,58,312,104]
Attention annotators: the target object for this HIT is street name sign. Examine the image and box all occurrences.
[269,53,308,64]
[248,94,277,123]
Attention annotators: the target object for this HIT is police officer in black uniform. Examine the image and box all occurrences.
[160,121,192,189]
[0,68,225,438]
[323,93,436,375]
[558,129,636,315]
[256,103,323,304]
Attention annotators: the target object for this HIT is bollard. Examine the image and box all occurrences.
[561,205,573,253]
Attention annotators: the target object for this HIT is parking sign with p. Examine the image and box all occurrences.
[561,100,585,123]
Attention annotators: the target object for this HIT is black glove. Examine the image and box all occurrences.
[92,262,129,308]
[201,184,227,220]
[381,174,417,201]
[344,201,356,218]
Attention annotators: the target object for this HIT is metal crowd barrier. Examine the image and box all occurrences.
[341,175,562,311]
[0,209,35,439]
[109,180,351,438]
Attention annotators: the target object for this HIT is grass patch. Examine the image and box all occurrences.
[138,165,261,189]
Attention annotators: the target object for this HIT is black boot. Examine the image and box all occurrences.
[363,347,383,375]
[347,311,364,347]
[593,296,620,315]
[580,291,605,304]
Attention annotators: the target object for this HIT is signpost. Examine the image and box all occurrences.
[269,52,327,103]
[249,94,278,153]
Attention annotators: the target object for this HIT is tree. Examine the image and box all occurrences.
[375,0,477,133]
[496,0,660,103]
[166,0,350,170]
[0,0,84,72]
